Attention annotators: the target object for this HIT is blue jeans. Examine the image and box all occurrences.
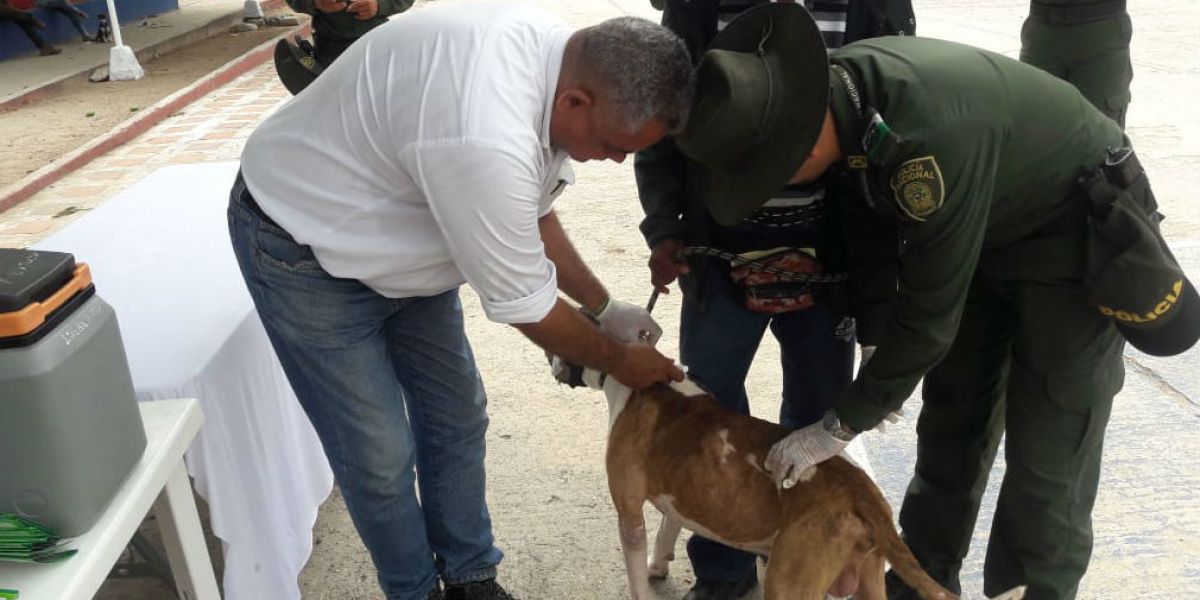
[228,175,502,600]
[37,0,91,39]
[681,260,854,582]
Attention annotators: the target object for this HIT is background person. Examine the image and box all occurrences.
[636,1,914,597]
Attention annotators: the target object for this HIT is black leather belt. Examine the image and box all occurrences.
[235,173,282,229]
[1029,0,1126,25]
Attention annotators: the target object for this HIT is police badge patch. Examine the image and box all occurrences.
[889,156,944,221]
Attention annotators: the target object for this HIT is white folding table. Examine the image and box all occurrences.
[0,399,218,600]
[32,162,334,599]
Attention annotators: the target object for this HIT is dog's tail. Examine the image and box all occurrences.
[856,488,1027,600]
[852,484,960,600]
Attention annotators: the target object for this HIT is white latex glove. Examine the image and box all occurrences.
[765,420,849,489]
[596,298,663,345]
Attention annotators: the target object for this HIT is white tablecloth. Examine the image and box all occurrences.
[34,162,334,600]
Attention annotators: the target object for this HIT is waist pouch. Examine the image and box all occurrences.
[729,247,822,315]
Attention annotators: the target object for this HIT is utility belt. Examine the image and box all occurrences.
[697,188,847,315]
[1029,0,1126,25]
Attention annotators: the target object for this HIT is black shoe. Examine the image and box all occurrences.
[444,579,517,600]
[885,567,961,600]
[683,570,757,600]
[426,586,445,600]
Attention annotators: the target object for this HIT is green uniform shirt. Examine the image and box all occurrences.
[827,36,1124,432]
[287,0,413,42]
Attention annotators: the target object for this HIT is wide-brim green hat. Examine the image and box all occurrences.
[676,3,829,226]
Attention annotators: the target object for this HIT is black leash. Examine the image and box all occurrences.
[679,246,850,284]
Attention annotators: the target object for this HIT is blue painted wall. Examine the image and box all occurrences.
[1,0,179,60]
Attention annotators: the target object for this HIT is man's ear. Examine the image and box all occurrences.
[555,87,594,111]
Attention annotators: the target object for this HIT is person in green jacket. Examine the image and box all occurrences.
[288,0,413,66]
[637,2,912,597]
[677,5,1198,599]
[1020,0,1132,127]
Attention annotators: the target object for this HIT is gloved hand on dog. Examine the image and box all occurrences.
[595,298,662,345]
[765,420,849,489]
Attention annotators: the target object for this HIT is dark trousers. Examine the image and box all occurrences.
[39,0,91,40]
[887,268,1124,600]
[0,4,48,50]
[679,260,854,582]
[313,32,355,67]
[1020,11,1133,128]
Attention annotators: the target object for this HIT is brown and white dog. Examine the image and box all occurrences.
[553,361,1026,600]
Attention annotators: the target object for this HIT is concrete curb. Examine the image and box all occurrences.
[0,22,309,216]
[0,0,287,112]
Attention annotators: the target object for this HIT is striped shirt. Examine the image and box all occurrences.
[717,0,851,49]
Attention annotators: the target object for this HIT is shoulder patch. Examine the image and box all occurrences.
[889,156,944,221]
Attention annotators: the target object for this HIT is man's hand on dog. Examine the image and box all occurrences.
[765,420,849,488]
[610,343,684,389]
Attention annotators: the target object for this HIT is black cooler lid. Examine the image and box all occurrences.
[0,249,77,313]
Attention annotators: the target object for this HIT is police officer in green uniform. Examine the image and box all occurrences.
[274,0,413,95]
[638,2,913,598]
[287,0,413,66]
[1020,0,1132,127]
[676,5,1199,599]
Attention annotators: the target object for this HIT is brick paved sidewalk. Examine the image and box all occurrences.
[0,64,287,248]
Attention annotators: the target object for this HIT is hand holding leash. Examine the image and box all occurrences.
[648,238,689,293]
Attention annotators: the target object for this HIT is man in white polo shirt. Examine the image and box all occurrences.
[227,4,693,599]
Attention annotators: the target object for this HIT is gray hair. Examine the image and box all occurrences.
[575,17,694,134]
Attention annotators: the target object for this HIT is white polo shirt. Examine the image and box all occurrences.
[241,3,573,324]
